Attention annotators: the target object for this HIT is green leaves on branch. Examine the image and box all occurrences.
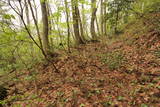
[2,14,15,20]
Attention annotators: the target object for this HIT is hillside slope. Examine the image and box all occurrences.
[5,13,160,107]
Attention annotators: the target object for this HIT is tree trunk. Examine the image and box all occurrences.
[103,0,107,35]
[28,0,43,50]
[71,0,85,45]
[33,0,38,21]
[77,8,86,42]
[24,0,30,26]
[90,0,97,40]
[96,16,100,36]
[64,0,71,52]
[115,5,119,33]
[46,3,52,35]
[101,0,104,35]
[40,0,50,55]
[81,3,89,38]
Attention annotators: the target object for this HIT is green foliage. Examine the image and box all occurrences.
[107,0,134,34]
[0,22,43,86]
[141,104,148,107]
[101,50,125,70]
[79,0,89,4]
[132,0,160,14]
[117,96,125,101]
[2,14,15,20]
[80,103,85,107]
[101,101,112,107]
[106,0,160,35]
[0,30,42,71]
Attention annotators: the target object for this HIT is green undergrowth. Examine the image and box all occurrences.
[101,50,126,70]
[123,13,160,44]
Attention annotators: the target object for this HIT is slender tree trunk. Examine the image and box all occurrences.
[46,3,52,35]
[115,5,119,33]
[90,0,97,40]
[40,0,50,55]
[103,0,107,35]
[33,0,38,21]
[48,6,56,32]
[64,0,71,52]
[24,0,30,26]
[56,18,63,44]
[81,3,89,38]
[101,0,104,35]
[28,0,43,51]
[71,0,85,45]
[24,0,35,56]
[77,8,86,42]
[96,16,100,36]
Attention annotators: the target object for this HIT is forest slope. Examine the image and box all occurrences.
[4,13,160,107]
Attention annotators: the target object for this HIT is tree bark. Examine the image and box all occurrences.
[77,8,86,42]
[46,3,52,35]
[81,3,89,38]
[33,0,38,21]
[103,0,107,35]
[90,0,97,40]
[24,0,30,26]
[101,0,104,35]
[64,0,71,52]
[96,16,100,36]
[40,0,50,55]
[115,5,119,33]
[71,0,85,45]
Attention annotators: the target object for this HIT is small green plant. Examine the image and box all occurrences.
[141,104,148,107]
[101,101,112,107]
[117,96,125,101]
[154,49,160,58]
[101,50,125,70]
[80,103,85,107]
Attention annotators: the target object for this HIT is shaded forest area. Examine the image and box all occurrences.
[0,0,160,106]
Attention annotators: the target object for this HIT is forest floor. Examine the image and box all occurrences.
[6,13,160,107]
[9,39,160,106]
